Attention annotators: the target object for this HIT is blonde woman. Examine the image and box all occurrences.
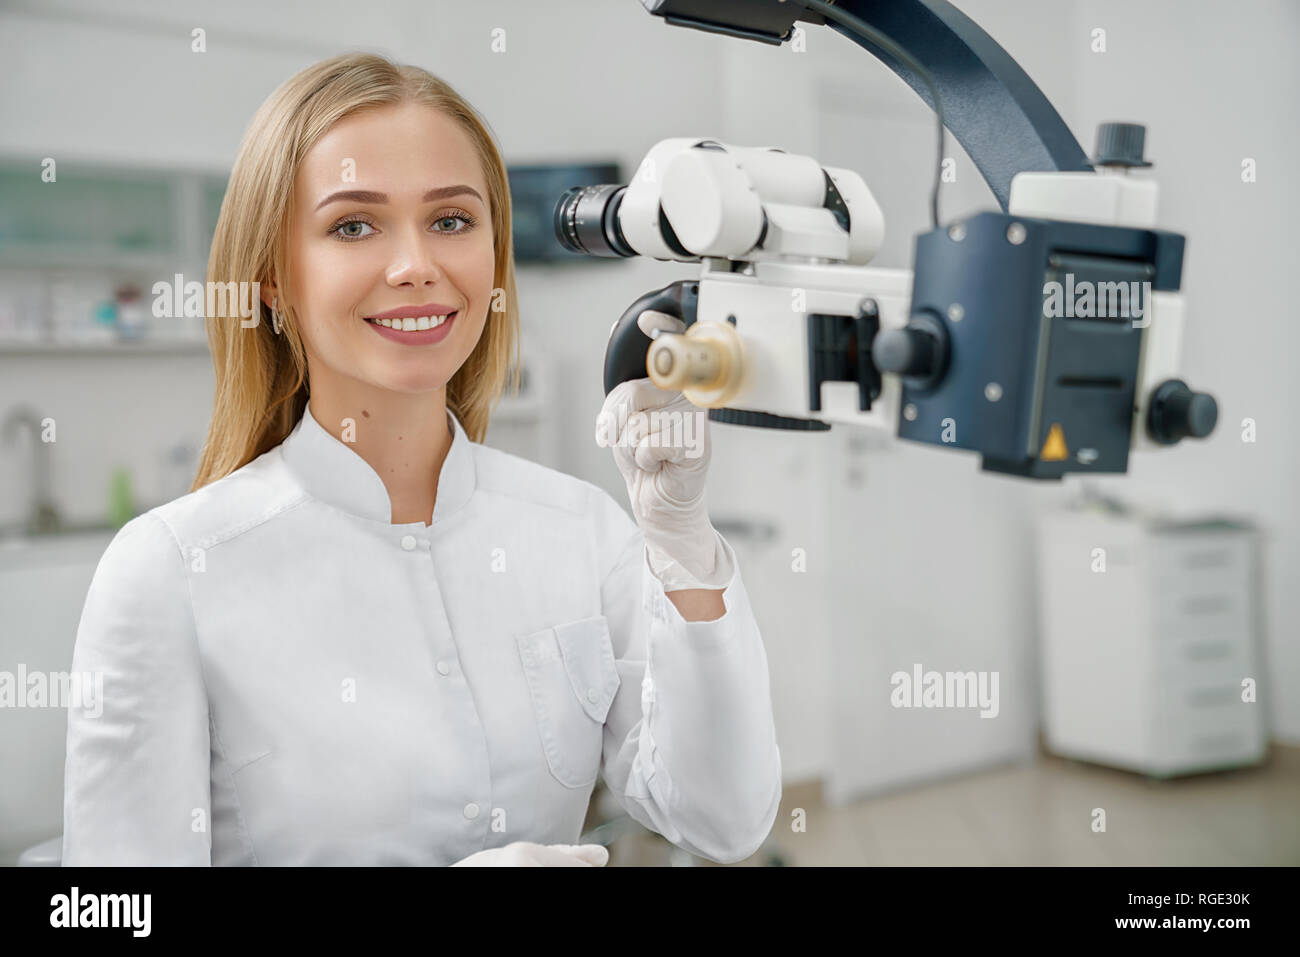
[61,53,781,867]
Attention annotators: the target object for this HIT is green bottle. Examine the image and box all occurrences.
[107,467,136,528]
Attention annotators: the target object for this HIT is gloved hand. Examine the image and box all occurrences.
[451,841,609,866]
[595,310,735,592]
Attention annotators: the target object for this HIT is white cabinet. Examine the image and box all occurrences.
[1036,509,1268,777]
[0,530,116,865]
[823,433,1039,804]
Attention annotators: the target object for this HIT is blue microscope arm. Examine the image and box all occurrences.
[642,0,1094,208]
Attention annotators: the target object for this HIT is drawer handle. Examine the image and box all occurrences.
[711,516,779,543]
[1184,640,1231,661]
[1185,686,1238,708]
[1180,595,1232,615]
[1191,731,1243,752]
[1182,549,1232,569]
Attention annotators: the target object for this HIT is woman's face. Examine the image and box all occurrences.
[278,101,496,396]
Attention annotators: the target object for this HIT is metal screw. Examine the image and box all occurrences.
[903,403,918,421]
[948,303,965,322]
[985,382,1003,402]
[948,223,966,242]
[1007,222,1027,245]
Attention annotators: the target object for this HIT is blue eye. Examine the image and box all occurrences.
[434,212,479,234]
[331,217,376,240]
[329,211,480,242]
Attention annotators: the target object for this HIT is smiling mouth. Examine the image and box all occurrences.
[364,312,456,330]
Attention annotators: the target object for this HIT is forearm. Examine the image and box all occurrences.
[607,565,782,864]
[665,587,726,622]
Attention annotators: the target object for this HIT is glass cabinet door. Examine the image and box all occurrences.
[0,160,179,267]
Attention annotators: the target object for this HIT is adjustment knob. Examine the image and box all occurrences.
[1093,121,1153,168]
[1148,378,1218,443]
[872,325,938,377]
[646,319,745,408]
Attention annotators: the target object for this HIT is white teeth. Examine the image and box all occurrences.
[373,314,452,330]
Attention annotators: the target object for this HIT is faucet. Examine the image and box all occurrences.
[2,404,62,535]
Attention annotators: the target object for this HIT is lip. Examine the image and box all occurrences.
[366,312,456,345]
[366,303,458,320]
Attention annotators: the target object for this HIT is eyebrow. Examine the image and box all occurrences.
[314,185,485,212]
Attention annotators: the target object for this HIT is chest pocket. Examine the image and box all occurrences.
[516,614,621,789]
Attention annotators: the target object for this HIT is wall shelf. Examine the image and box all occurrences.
[0,339,210,357]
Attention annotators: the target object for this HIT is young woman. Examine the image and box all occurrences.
[61,53,781,867]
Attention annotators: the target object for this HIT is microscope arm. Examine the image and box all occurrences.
[643,0,1093,209]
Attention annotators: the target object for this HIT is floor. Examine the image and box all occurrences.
[594,743,1300,866]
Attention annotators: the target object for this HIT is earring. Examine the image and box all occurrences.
[270,296,283,335]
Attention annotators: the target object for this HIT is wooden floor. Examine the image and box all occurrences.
[597,744,1300,867]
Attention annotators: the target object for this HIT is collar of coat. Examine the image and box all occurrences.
[281,399,476,525]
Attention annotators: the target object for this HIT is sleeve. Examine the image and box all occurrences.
[586,482,783,865]
[61,511,212,866]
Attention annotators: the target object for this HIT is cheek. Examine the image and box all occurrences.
[313,247,384,330]
[470,237,498,305]
[443,237,497,312]
[292,250,372,353]
[322,248,376,297]
[457,251,496,351]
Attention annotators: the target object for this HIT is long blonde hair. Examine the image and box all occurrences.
[191,52,520,492]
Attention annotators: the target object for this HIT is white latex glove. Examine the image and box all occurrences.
[450,841,609,867]
[595,311,735,592]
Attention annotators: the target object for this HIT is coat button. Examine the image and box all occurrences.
[436,660,451,676]
[400,535,417,550]
[463,802,480,819]
[586,688,599,704]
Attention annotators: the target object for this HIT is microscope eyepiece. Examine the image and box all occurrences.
[553,184,637,257]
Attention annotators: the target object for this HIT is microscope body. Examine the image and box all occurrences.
[571,135,1212,480]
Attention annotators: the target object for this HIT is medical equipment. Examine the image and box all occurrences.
[553,0,1218,480]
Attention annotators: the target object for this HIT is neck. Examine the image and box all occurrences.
[308,386,452,527]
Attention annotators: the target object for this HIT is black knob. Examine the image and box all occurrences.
[872,326,938,376]
[1093,122,1152,168]
[1148,378,1218,444]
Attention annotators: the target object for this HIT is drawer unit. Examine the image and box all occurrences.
[1037,509,1267,776]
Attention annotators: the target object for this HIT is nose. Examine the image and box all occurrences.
[385,225,444,288]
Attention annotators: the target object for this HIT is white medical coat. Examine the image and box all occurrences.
[61,402,782,865]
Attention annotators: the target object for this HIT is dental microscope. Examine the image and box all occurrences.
[552,0,1218,480]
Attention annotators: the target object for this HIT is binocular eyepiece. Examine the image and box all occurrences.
[553,184,637,258]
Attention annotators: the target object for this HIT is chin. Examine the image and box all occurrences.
[372,373,453,396]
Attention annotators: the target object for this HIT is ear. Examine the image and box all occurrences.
[259,281,280,310]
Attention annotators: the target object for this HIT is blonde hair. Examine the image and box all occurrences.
[191,52,520,492]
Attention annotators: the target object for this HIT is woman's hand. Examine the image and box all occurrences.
[451,841,609,866]
[595,312,735,592]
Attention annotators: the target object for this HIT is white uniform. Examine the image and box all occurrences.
[61,402,782,865]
